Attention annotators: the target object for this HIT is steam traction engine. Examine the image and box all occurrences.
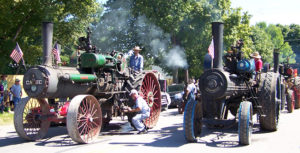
[278,55,300,113]
[183,22,281,145]
[14,22,161,143]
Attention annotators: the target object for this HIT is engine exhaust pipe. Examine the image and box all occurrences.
[42,22,53,66]
[273,49,280,73]
[212,22,224,69]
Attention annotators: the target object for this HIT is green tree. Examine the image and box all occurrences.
[223,8,253,57]
[132,0,233,78]
[92,0,256,79]
[250,24,274,64]
[283,24,300,62]
[266,24,295,63]
[0,0,100,74]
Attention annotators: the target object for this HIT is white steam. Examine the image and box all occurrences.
[94,0,188,69]
[164,46,188,68]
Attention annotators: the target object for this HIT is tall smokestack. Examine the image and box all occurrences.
[172,69,178,84]
[212,22,224,69]
[42,22,53,66]
[273,49,280,73]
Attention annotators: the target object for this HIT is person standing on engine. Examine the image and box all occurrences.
[250,51,263,80]
[129,46,144,72]
[126,89,150,134]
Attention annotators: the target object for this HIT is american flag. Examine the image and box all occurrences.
[10,42,24,63]
[52,42,61,63]
[208,39,214,59]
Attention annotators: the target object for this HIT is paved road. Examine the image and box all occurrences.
[0,108,300,153]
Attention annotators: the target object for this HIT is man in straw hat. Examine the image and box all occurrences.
[250,51,263,81]
[250,51,263,72]
[129,46,144,72]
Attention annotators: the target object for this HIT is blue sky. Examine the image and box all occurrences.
[231,0,300,25]
[98,0,300,25]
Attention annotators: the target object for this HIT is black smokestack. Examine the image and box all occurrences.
[42,22,53,66]
[212,22,224,69]
[184,69,189,85]
[273,49,280,73]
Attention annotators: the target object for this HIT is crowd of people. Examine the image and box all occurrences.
[0,75,22,113]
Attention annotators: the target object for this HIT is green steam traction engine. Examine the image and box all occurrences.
[14,22,161,143]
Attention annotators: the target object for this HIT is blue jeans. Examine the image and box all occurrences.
[13,97,21,108]
[132,112,150,131]
[0,97,4,112]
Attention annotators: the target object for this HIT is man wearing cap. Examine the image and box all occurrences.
[129,46,144,72]
[10,78,22,108]
[126,89,150,134]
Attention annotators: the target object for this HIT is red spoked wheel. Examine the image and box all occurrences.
[14,97,50,140]
[293,86,300,109]
[67,95,102,144]
[139,73,161,128]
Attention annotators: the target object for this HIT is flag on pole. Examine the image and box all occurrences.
[52,42,61,63]
[10,42,24,63]
[208,39,214,59]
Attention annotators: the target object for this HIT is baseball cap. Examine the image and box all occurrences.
[15,78,20,82]
[129,89,138,96]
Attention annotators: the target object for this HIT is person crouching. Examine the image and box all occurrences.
[126,89,150,134]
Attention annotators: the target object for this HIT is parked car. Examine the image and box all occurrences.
[159,79,171,111]
[167,84,185,108]
[161,92,171,111]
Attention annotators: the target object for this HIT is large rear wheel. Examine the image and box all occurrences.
[140,73,161,128]
[281,84,286,110]
[67,95,102,143]
[124,72,161,128]
[14,97,50,141]
[259,72,279,131]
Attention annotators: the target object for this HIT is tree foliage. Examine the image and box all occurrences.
[0,0,100,74]
[1,0,298,78]
[278,24,300,63]
[251,22,295,64]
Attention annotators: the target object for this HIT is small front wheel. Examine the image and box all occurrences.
[67,95,102,143]
[184,96,202,142]
[238,101,253,145]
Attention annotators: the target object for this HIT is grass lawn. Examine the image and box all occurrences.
[0,112,14,126]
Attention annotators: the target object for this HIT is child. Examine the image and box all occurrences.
[9,87,14,111]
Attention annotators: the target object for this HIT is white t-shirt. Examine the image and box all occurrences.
[187,83,197,94]
[135,96,150,114]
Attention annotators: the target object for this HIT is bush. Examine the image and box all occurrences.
[0,112,13,126]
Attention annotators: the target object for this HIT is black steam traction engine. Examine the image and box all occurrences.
[277,54,300,113]
[14,22,161,143]
[183,22,281,145]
